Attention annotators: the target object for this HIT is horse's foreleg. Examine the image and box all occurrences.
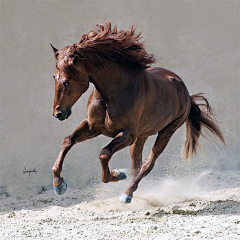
[99,130,136,183]
[130,137,148,180]
[52,119,99,195]
[120,116,186,203]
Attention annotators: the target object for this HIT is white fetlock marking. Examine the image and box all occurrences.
[119,193,132,203]
[113,169,127,180]
[113,169,120,174]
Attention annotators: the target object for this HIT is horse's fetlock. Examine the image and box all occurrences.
[52,167,60,175]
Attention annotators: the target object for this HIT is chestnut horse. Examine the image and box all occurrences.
[50,23,224,203]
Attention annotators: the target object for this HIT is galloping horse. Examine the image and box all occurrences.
[50,22,224,203]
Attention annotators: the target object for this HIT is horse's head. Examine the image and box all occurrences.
[51,44,89,121]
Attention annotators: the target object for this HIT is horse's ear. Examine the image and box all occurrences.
[50,44,59,59]
[68,55,88,75]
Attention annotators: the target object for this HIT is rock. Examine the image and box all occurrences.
[8,212,16,218]
[155,216,168,223]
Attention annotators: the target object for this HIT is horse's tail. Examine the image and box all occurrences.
[182,93,225,160]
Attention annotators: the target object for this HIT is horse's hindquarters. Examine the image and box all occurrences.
[138,68,191,138]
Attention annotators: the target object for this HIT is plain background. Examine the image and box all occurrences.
[0,0,239,198]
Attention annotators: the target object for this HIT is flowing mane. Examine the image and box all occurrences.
[58,22,156,70]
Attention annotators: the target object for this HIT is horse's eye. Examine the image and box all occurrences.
[53,74,55,79]
[63,81,70,87]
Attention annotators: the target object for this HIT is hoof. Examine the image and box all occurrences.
[119,193,132,203]
[53,180,67,195]
[113,169,127,181]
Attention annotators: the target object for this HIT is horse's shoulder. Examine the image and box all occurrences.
[87,87,105,105]
[87,88,106,125]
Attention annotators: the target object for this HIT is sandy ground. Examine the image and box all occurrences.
[0,170,239,240]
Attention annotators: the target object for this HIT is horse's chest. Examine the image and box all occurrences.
[88,108,120,137]
[87,94,132,137]
[101,108,128,137]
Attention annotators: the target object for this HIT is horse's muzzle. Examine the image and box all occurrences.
[54,109,71,121]
[55,112,63,120]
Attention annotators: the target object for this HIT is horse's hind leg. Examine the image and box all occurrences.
[119,116,186,203]
[130,137,148,179]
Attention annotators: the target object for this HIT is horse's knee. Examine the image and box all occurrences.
[61,136,73,151]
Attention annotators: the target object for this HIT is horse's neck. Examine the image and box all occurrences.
[89,64,143,103]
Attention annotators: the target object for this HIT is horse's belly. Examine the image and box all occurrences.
[137,112,175,137]
[137,93,183,137]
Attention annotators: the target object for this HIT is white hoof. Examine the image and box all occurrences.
[112,169,127,181]
[119,193,132,203]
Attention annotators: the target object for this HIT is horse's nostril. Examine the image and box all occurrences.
[55,112,63,119]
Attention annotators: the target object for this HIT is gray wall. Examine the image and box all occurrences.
[1,0,239,198]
